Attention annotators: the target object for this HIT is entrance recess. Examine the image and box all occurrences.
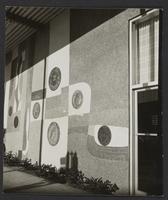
[134,87,162,195]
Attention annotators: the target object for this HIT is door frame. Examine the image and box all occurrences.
[133,86,158,195]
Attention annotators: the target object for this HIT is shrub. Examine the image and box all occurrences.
[4,152,20,166]
[4,151,119,194]
[84,177,119,194]
[66,169,85,185]
[23,158,32,169]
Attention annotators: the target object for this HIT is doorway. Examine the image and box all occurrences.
[134,87,162,195]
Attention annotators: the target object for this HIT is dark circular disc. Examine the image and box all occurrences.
[47,122,60,146]
[72,90,83,109]
[8,106,13,116]
[14,116,19,128]
[32,102,41,119]
[98,126,111,146]
[48,67,61,91]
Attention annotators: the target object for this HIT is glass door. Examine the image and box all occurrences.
[135,87,162,195]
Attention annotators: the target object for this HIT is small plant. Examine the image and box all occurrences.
[4,152,20,166]
[57,167,67,183]
[32,161,40,171]
[23,158,32,169]
[84,177,119,194]
[40,164,52,177]
[66,169,85,185]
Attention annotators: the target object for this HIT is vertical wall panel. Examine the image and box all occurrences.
[69,9,140,194]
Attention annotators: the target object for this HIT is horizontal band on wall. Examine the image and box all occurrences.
[68,126,89,135]
[31,89,46,101]
[87,135,129,161]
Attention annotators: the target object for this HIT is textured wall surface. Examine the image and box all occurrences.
[4,9,141,194]
[26,60,45,163]
[69,9,140,194]
[5,27,49,161]
[5,44,33,154]
[68,133,129,194]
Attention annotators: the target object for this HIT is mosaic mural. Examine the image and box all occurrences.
[5,45,128,169]
[98,126,112,146]
[72,90,83,109]
[47,122,60,146]
[48,67,61,91]
[32,102,41,119]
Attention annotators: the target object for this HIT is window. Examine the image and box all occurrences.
[131,10,159,86]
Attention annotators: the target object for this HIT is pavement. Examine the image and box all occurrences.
[3,165,89,195]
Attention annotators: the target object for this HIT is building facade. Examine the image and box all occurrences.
[4,8,162,195]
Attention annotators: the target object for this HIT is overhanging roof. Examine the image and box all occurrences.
[6,6,64,52]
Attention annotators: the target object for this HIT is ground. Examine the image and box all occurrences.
[3,165,89,195]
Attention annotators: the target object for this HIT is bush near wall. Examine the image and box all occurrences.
[4,151,119,195]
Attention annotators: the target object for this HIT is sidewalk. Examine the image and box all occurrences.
[3,166,89,195]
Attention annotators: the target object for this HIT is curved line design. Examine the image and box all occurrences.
[87,135,129,161]
[23,107,30,155]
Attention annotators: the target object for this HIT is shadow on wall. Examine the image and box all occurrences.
[70,9,125,43]
[6,9,126,80]
[49,9,126,55]
[65,151,78,171]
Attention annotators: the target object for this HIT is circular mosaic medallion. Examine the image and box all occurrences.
[98,126,111,146]
[32,102,41,119]
[72,90,83,109]
[47,122,60,146]
[14,116,19,128]
[8,106,13,116]
[48,67,61,91]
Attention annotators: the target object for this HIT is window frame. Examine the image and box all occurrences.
[130,9,160,90]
